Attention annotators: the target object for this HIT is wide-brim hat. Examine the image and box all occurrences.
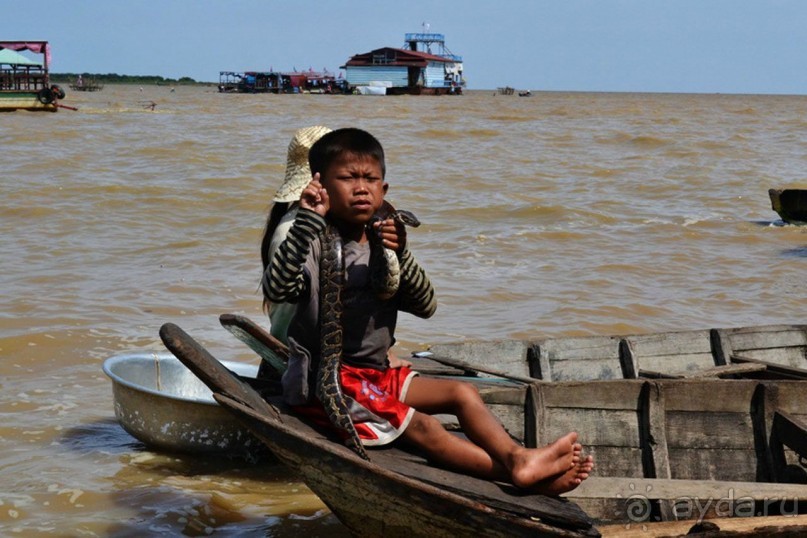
[273,125,332,202]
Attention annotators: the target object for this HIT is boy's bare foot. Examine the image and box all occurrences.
[530,454,594,496]
[509,432,579,489]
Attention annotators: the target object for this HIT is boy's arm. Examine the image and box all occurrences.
[263,208,325,303]
[396,246,437,319]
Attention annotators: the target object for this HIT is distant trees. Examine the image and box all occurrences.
[50,73,206,85]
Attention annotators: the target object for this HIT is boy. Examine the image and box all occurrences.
[263,128,592,492]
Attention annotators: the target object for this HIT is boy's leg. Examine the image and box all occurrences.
[403,376,584,488]
[400,411,508,481]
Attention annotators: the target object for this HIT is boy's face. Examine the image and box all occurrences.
[321,153,387,226]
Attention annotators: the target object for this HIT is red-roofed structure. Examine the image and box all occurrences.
[342,33,465,95]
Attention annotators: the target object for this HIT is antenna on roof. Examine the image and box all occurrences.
[423,21,430,33]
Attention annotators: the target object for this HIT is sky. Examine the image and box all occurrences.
[4,0,807,94]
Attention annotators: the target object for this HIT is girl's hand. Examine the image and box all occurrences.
[299,174,329,217]
[374,217,406,252]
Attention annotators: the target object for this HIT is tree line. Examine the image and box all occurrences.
[50,73,206,85]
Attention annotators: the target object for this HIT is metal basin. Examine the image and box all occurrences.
[103,352,263,454]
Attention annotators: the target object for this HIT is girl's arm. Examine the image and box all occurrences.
[262,208,325,303]
[396,246,437,319]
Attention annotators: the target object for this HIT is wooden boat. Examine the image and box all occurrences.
[69,76,104,92]
[102,351,265,455]
[0,41,65,112]
[419,323,807,384]
[161,322,597,537]
[770,189,807,225]
[158,320,807,535]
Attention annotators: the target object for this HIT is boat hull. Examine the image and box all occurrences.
[222,395,588,538]
[770,188,807,224]
[0,91,57,112]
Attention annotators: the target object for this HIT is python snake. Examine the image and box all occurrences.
[369,202,421,300]
[316,205,420,461]
[317,223,370,460]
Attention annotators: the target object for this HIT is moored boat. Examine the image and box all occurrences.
[419,323,807,383]
[770,188,807,225]
[0,41,65,111]
[69,75,104,92]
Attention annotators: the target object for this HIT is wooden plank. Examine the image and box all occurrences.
[766,382,807,414]
[416,353,537,384]
[641,382,670,479]
[547,358,627,381]
[731,355,807,380]
[598,514,807,537]
[751,383,777,483]
[219,313,289,378]
[531,335,622,381]
[665,411,756,450]
[618,339,638,379]
[638,352,719,376]
[734,349,807,369]
[524,384,542,448]
[640,383,673,519]
[659,380,758,413]
[425,340,531,379]
[667,448,760,482]
[713,325,807,369]
[719,325,807,350]
[637,369,683,379]
[543,407,643,448]
[580,446,645,478]
[567,475,807,502]
[624,330,715,357]
[680,362,767,378]
[538,380,646,410]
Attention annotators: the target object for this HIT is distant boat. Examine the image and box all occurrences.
[770,188,807,224]
[0,41,66,112]
[69,76,103,92]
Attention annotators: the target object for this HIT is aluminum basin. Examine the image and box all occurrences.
[103,352,262,454]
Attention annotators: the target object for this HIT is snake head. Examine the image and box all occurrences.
[370,200,421,230]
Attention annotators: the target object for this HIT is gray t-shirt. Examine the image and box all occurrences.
[287,236,397,372]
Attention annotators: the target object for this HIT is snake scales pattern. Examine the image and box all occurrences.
[316,207,420,461]
[369,204,421,300]
[316,223,370,460]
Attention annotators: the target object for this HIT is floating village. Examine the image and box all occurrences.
[0,32,465,112]
[218,32,465,96]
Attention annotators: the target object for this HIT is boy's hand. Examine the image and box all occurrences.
[374,217,406,252]
[299,174,329,217]
[387,349,412,369]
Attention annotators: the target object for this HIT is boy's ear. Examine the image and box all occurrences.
[383,182,389,194]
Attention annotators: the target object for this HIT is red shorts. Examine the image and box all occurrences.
[292,364,417,446]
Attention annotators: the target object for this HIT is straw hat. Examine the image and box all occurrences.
[273,125,332,202]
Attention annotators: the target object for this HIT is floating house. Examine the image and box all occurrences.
[218,69,348,94]
[342,33,465,95]
[0,41,66,111]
